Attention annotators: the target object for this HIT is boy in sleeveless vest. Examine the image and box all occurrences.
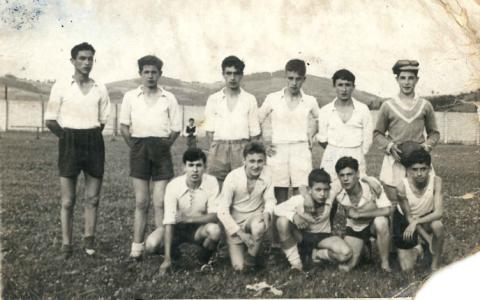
[394,148,444,271]
[373,60,440,203]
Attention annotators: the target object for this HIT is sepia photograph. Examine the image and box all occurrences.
[1,0,479,298]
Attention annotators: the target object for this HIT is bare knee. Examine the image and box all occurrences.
[206,223,221,241]
[250,221,266,239]
[374,217,389,235]
[145,227,164,254]
[430,220,444,237]
[85,195,100,208]
[135,197,149,211]
[276,217,291,234]
[336,246,353,262]
[61,196,75,210]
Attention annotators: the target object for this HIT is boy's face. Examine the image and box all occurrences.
[396,71,419,96]
[223,66,243,90]
[244,153,266,179]
[334,79,355,102]
[286,71,306,95]
[184,159,205,183]
[337,167,359,191]
[71,50,94,76]
[309,182,330,203]
[140,65,161,88]
[407,162,430,184]
[188,120,194,126]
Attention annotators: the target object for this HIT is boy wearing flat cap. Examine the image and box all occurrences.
[373,60,440,204]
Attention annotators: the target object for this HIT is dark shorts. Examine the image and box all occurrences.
[300,231,332,248]
[186,136,197,149]
[130,137,174,181]
[345,222,374,242]
[58,128,105,178]
[172,223,202,247]
[393,208,431,249]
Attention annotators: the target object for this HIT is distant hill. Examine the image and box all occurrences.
[1,73,478,112]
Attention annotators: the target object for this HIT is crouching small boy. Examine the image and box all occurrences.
[274,168,352,271]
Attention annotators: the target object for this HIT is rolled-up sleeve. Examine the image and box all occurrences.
[274,197,300,222]
[98,85,111,124]
[119,93,132,126]
[248,96,261,137]
[45,82,62,121]
[217,175,241,235]
[163,183,178,225]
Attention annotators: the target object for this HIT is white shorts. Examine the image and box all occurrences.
[380,155,435,187]
[268,142,312,187]
[321,144,366,179]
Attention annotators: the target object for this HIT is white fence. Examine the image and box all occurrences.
[0,99,479,145]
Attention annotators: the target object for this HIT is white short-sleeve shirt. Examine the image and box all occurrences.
[259,89,319,144]
[203,88,261,140]
[163,174,219,225]
[120,86,182,138]
[45,78,111,129]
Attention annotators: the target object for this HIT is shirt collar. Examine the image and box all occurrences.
[331,97,360,111]
[221,87,244,99]
[69,77,98,86]
[242,166,268,185]
[135,85,166,97]
[178,174,207,196]
[281,88,305,101]
[337,180,371,204]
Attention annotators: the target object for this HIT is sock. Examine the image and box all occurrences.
[283,245,302,267]
[315,249,333,261]
[131,242,145,256]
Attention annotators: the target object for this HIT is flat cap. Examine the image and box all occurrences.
[392,59,419,75]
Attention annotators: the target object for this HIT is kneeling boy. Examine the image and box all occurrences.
[158,148,221,274]
[217,142,276,271]
[394,148,444,271]
[275,168,352,271]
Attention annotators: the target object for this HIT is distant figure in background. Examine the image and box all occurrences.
[45,42,111,259]
[203,56,261,187]
[184,118,197,149]
[373,60,440,204]
[120,55,181,260]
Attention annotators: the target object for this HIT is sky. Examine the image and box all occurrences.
[0,0,479,97]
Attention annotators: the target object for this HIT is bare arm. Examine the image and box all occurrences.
[160,224,173,274]
[120,124,133,148]
[45,120,64,138]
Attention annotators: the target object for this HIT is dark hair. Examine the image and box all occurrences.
[188,118,194,122]
[335,156,359,173]
[308,168,331,187]
[138,55,163,73]
[221,56,245,73]
[71,42,95,59]
[285,59,306,76]
[182,148,207,164]
[332,69,355,86]
[403,149,431,168]
[243,142,266,158]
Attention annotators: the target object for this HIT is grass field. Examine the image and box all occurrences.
[1,132,479,299]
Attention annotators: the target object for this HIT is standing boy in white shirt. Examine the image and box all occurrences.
[317,69,372,177]
[45,42,111,259]
[259,59,319,204]
[204,56,261,186]
[120,55,181,260]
